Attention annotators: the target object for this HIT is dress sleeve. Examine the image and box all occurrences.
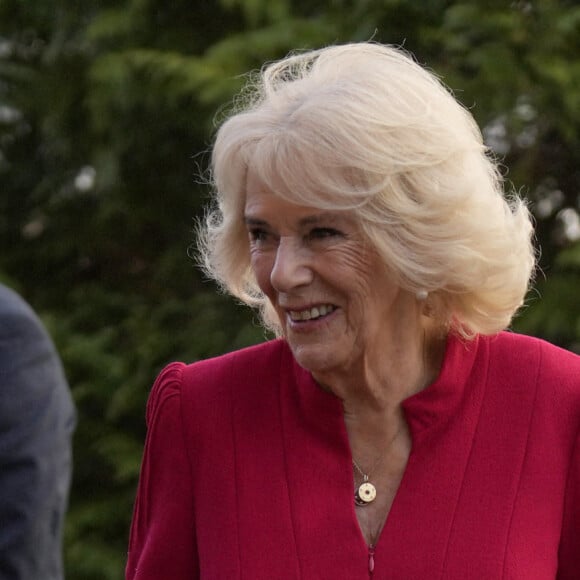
[557,424,580,580]
[126,363,199,580]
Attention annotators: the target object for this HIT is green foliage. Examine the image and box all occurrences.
[513,241,580,350]
[1,0,579,578]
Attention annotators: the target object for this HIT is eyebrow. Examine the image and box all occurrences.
[243,212,345,227]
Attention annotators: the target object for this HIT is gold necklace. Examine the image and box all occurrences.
[352,427,401,507]
[353,328,431,506]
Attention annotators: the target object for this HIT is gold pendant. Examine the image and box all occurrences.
[355,481,377,506]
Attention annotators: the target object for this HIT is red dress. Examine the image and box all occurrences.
[127,332,580,579]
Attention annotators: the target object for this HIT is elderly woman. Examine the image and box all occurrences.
[126,43,580,579]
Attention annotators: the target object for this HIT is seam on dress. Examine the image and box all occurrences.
[228,353,243,580]
[439,340,492,579]
[277,345,303,579]
[500,341,542,578]
[177,363,201,576]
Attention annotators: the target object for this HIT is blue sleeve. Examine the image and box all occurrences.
[0,285,76,580]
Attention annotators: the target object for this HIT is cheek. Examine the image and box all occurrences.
[329,244,378,288]
[329,246,390,311]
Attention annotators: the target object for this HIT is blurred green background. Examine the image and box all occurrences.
[1,0,579,578]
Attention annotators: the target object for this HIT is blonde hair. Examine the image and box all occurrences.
[199,42,536,338]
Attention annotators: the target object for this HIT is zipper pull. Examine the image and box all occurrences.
[368,544,375,575]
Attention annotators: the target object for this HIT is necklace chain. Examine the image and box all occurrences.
[352,426,402,481]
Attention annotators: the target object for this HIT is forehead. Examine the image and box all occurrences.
[244,174,355,229]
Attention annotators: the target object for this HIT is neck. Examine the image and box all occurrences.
[313,321,445,469]
[314,320,444,414]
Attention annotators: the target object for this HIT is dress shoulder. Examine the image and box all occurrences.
[145,362,186,427]
[179,339,288,395]
[491,331,580,389]
[146,339,289,426]
[535,336,580,392]
[483,332,580,437]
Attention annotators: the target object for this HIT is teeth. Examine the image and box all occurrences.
[289,305,334,322]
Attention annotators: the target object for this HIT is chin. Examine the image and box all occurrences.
[287,342,337,374]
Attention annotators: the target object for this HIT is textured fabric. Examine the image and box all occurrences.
[0,284,75,580]
[127,332,580,579]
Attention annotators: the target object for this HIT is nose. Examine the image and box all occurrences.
[270,237,313,292]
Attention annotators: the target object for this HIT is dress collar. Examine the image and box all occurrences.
[285,332,482,436]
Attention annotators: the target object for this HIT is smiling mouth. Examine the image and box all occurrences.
[288,304,336,322]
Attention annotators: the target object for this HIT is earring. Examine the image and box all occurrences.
[416,289,429,301]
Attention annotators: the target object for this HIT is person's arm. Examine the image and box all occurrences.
[0,285,75,580]
[557,424,580,580]
[126,363,199,580]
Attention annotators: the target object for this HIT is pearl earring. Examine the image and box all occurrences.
[416,289,429,301]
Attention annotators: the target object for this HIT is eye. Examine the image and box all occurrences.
[248,227,268,242]
[308,227,343,240]
[248,227,278,248]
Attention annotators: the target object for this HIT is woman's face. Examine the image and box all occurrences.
[245,170,419,379]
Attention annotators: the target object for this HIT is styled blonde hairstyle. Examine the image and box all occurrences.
[199,42,535,338]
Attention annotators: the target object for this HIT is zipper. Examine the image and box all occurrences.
[368,544,375,576]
